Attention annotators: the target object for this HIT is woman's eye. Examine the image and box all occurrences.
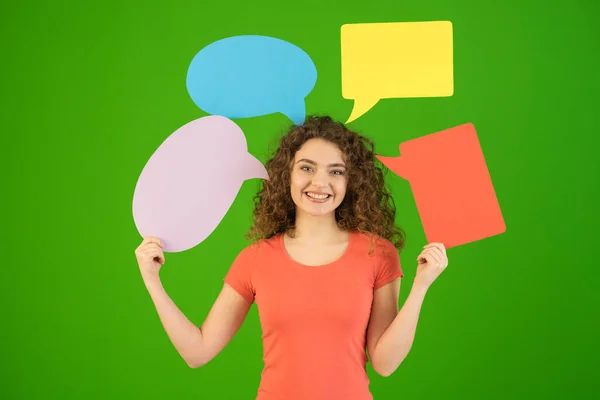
[331,170,345,175]
[301,166,312,172]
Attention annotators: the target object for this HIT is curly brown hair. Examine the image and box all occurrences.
[245,115,406,252]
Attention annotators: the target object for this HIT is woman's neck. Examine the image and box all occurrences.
[289,211,345,243]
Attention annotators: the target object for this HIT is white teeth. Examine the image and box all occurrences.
[306,192,329,199]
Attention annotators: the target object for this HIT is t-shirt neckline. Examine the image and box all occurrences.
[278,230,355,269]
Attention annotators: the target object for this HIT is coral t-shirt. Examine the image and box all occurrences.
[223,231,404,400]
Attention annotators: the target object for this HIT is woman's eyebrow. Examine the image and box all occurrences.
[296,158,346,168]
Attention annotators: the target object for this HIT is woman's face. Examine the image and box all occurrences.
[289,138,348,217]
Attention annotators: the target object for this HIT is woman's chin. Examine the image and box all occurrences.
[297,204,337,217]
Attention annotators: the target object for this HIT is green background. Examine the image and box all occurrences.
[3,0,599,398]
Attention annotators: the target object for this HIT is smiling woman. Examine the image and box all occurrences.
[291,140,348,214]
[247,115,406,248]
[134,115,450,400]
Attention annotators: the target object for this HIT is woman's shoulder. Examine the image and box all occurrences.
[241,234,282,254]
[350,231,398,259]
[230,234,282,267]
[351,230,395,247]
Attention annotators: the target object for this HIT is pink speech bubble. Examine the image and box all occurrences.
[132,116,268,252]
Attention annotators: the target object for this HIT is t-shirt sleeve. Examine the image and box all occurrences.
[374,239,404,290]
[223,244,257,305]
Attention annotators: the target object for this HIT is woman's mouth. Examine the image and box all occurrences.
[304,191,331,203]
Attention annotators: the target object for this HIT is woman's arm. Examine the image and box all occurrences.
[367,242,448,376]
[143,273,251,368]
[366,278,428,377]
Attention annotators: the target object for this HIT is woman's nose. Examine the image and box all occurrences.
[311,170,329,186]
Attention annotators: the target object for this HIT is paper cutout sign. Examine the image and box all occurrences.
[132,116,268,252]
[376,123,505,248]
[186,35,317,125]
[341,21,454,123]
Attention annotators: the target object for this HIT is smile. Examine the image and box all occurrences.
[304,192,331,203]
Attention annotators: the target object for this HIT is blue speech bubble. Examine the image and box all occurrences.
[186,35,317,125]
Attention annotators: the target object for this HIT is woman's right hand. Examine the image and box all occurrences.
[135,237,165,278]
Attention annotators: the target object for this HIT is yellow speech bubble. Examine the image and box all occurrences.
[341,21,454,123]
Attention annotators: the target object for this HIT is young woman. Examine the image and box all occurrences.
[135,115,449,400]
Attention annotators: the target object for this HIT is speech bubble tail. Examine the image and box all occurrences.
[280,100,306,126]
[376,154,409,180]
[243,153,269,181]
[346,98,379,124]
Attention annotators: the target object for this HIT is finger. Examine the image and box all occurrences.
[425,248,445,266]
[141,248,164,261]
[146,243,163,251]
[427,250,442,266]
[429,247,448,266]
[138,243,163,254]
[417,248,432,262]
[434,248,449,267]
[430,247,445,261]
[417,250,436,265]
[424,242,446,255]
[438,252,448,268]
[141,237,164,248]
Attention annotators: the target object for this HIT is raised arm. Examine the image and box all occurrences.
[136,237,251,368]
[367,242,448,376]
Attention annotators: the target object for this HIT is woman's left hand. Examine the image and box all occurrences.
[415,242,448,290]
